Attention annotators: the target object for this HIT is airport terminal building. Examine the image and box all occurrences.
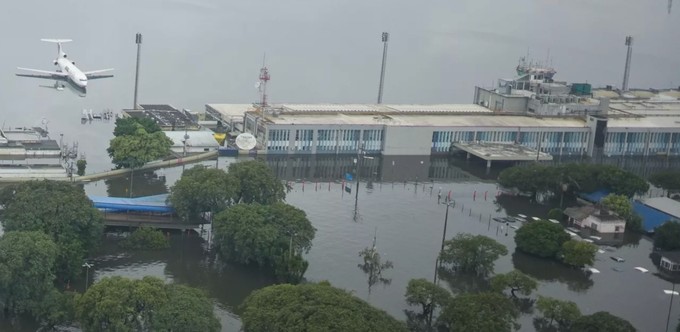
[206,100,680,158]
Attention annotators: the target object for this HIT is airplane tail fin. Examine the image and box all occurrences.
[41,39,72,58]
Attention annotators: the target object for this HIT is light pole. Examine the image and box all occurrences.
[353,143,374,220]
[665,284,678,332]
[430,200,455,326]
[82,262,93,291]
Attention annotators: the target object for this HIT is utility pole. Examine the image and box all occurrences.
[377,32,389,104]
[82,262,93,291]
[133,33,142,109]
[354,144,365,220]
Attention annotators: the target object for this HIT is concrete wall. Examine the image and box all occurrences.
[383,126,434,155]
[474,87,529,113]
[583,215,625,233]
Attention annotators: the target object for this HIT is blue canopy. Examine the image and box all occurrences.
[89,194,174,213]
[579,189,612,203]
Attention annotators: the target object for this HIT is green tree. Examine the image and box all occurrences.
[490,270,538,298]
[108,123,172,169]
[654,221,680,251]
[76,159,87,176]
[498,163,558,197]
[570,311,636,332]
[0,231,58,317]
[228,160,286,204]
[437,292,519,332]
[36,289,76,329]
[650,170,680,197]
[561,240,597,267]
[113,116,161,137]
[548,208,563,221]
[152,284,221,332]
[515,220,570,258]
[75,276,220,332]
[213,203,316,283]
[169,165,240,221]
[241,283,408,332]
[404,278,451,322]
[535,296,581,331]
[0,181,104,279]
[358,245,394,290]
[120,227,170,250]
[439,233,508,276]
[601,194,633,219]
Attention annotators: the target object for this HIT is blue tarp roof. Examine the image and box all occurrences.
[633,201,677,232]
[88,194,173,213]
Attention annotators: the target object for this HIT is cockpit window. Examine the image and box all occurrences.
[79,79,87,81]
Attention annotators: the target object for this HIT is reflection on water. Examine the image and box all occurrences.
[512,251,594,293]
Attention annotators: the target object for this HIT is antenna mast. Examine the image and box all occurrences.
[258,55,271,108]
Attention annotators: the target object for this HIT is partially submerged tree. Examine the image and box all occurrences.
[535,296,581,331]
[169,165,240,221]
[108,123,172,169]
[0,181,103,279]
[437,292,519,332]
[228,160,286,204]
[240,283,408,332]
[490,270,538,298]
[0,231,58,317]
[654,221,680,251]
[112,116,162,137]
[75,276,220,332]
[120,227,170,250]
[515,220,570,259]
[561,240,597,267]
[439,233,508,276]
[651,170,680,197]
[405,278,451,319]
[570,311,636,332]
[213,203,316,283]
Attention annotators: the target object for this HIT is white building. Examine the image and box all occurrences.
[163,131,219,154]
[564,205,626,234]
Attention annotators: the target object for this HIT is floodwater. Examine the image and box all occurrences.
[0,155,670,332]
[1,0,679,330]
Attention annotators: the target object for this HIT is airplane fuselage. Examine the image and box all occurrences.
[56,55,87,92]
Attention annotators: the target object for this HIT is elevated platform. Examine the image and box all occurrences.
[452,142,553,169]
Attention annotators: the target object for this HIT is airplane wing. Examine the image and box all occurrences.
[16,67,68,80]
[84,69,114,80]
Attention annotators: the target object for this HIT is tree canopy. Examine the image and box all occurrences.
[570,311,636,332]
[108,123,172,169]
[113,116,161,137]
[654,221,680,251]
[561,239,597,267]
[404,278,451,320]
[213,202,316,282]
[120,227,170,250]
[0,181,103,279]
[515,220,570,259]
[168,165,240,221]
[439,233,508,276]
[535,296,581,331]
[650,170,680,194]
[75,276,220,332]
[228,160,286,204]
[490,270,538,298]
[241,282,408,332]
[0,231,58,317]
[437,292,519,332]
[600,193,643,232]
[498,163,649,198]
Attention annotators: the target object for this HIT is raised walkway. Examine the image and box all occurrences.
[0,150,217,183]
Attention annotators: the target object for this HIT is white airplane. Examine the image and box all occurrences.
[16,39,113,97]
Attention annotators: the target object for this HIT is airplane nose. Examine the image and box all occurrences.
[81,79,88,87]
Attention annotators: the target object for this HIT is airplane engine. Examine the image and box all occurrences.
[63,54,67,58]
[53,60,58,65]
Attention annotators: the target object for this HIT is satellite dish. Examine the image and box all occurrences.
[235,133,257,150]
